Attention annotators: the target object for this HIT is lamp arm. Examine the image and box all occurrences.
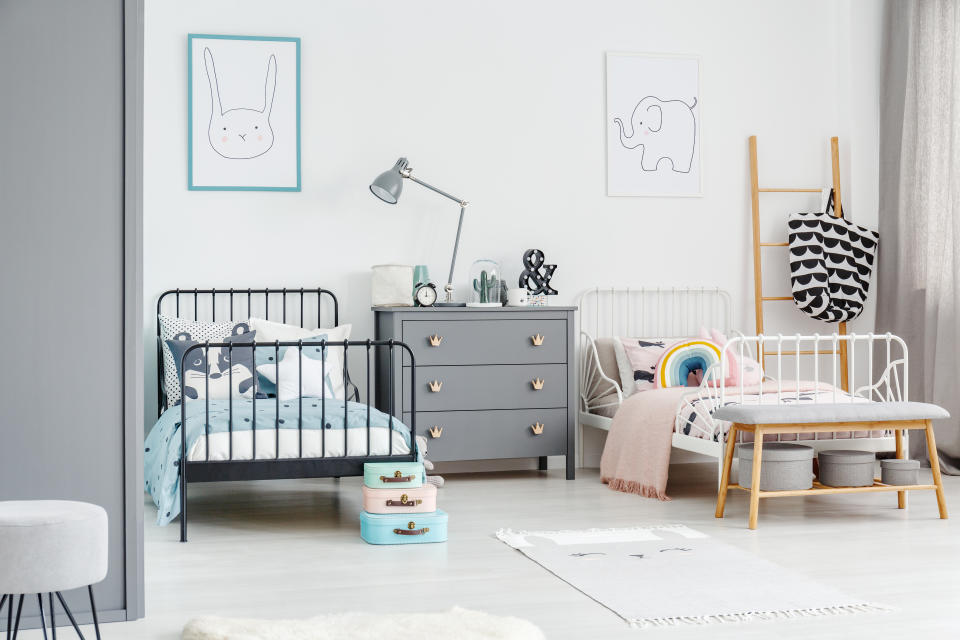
[404,172,468,300]
[405,174,467,207]
[447,205,465,286]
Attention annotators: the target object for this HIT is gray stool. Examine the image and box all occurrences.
[0,501,107,639]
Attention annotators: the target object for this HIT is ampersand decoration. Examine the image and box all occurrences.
[518,249,557,295]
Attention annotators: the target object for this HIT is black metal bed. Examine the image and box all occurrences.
[156,288,416,542]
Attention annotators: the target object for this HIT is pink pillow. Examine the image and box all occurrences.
[698,327,762,387]
[615,337,675,394]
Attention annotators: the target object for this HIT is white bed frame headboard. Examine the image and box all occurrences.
[576,287,733,339]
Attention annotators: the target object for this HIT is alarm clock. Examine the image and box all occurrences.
[414,282,438,307]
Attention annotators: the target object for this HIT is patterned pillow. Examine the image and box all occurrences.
[613,337,675,396]
[654,339,722,388]
[165,329,257,400]
[249,318,352,399]
[158,315,253,406]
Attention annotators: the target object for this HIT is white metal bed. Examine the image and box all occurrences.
[576,287,901,481]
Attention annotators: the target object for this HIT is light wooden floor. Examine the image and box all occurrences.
[24,464,960,638]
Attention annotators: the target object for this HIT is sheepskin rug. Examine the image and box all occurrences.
[182,606,545,640]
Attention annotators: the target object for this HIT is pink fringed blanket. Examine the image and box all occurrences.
[600,382,858,500]
[600,388,690,500]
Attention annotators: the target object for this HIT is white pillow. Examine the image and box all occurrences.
[250,318,352,400]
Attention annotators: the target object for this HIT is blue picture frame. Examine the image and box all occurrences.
[188,34,301,191]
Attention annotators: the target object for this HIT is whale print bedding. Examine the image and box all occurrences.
[601,382,885,500]
[676,384,883,443]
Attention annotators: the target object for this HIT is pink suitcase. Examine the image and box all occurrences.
[361,483,437,514]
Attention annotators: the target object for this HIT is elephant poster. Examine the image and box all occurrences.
[606,53,701,197]
[188,34,301,191]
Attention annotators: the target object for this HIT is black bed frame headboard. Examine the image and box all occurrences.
[156,287,338,328]
[155,287,339,412]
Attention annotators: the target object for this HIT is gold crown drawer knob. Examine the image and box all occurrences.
[531,334,545,346]
[428,334,443,347]
[429,425,443,438]
[531,378,544,390]
[531,422,545,435]
[428,380,443,393]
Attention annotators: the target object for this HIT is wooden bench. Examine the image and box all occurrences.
[713,402,950,529]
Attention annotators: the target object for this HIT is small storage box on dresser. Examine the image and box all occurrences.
[363,462,424,489]
[737,442,814,491]
[818,450,875,487]
[881,458,920,486]
[361,484,437,514]
[360,510,449,545]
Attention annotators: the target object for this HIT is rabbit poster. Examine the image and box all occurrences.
[188,34,300,191]
[606,52,701,197]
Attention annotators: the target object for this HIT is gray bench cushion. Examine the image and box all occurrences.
[712,401,949,425]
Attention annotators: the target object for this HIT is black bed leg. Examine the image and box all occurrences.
[180,480,188,543]
[566,455,575,480]
[538,456,548,471]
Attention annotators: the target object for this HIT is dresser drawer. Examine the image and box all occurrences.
[403,364,566,412]
[402,319,566,366]
[405,409,566,461]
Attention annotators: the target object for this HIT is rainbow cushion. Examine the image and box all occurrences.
[655,339,722,388]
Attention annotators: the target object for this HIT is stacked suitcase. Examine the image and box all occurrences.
[359,462,448,545]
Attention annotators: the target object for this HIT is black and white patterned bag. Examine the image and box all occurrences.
[787,191,879,323]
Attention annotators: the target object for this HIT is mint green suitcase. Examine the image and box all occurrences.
[363,462,424,489]
[359,510,448,545]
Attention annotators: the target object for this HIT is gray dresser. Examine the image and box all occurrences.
[374,307,576,479]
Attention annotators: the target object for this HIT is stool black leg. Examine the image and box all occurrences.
[0,596,7,640]
[37,595,48,640]
[12,595,23,640]
[49,593,56,640]
[54,593,84,640]
[6,594,12,640]
[87,587,100,640]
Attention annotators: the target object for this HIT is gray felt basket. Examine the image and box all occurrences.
[880,458,920,486]
[818,450,875,487]
[737,442,814,491]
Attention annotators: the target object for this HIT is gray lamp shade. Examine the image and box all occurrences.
[369,157,408,204]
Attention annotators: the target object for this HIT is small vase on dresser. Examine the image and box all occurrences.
[374,306,577,479]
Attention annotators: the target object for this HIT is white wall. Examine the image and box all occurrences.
[144,0,884,467]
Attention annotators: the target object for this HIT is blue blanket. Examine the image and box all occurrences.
[145,398,411,526]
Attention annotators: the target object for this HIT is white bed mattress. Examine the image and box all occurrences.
[187,426,411,461]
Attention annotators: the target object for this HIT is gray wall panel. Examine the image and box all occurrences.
[0,0,142,626]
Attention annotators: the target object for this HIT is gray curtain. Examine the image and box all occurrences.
[879,0,960,473]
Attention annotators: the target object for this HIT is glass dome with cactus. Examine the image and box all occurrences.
[466,259,503,307]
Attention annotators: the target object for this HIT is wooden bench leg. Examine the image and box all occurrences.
[748,428,764,530]
[924,420,948,519]
[895,428,906,509]
[715,424,739,518]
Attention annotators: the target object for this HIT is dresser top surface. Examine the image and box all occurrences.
[372,306,577,312]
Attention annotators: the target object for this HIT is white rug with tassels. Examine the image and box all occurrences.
[496,524,888,629]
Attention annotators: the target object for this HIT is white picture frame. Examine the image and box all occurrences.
[188,34,301,191]
[605,52,701,197]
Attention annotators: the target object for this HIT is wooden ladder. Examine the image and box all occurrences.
[748,135,849,391]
